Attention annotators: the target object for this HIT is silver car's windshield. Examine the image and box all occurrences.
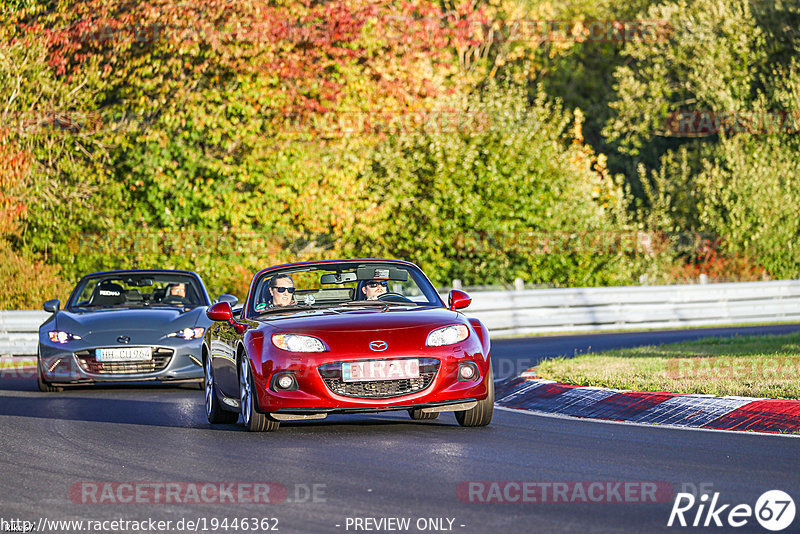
[68,273,205,310]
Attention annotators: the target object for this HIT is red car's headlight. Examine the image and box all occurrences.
[272,334,327,352]
[426,325,469,346]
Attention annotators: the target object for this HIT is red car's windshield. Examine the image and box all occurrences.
[248,261,442,316]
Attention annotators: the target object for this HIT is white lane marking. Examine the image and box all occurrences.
[494,405,800,438]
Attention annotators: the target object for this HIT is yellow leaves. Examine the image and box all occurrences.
[571,107,585,144]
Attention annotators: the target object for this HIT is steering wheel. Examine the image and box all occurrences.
[162,296,190,306]
[378,292,414,303]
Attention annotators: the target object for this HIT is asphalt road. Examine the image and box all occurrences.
[2,326,799,534]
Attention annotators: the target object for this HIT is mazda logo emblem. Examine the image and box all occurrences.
[369,340,388,351]
[117,336,130,344]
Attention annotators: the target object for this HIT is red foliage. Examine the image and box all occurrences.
[13,1,486,121]
[0,129,30,235]
[671,237,767,282]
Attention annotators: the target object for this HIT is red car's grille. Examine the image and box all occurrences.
[317,358,439,399]
[75,349,173,374]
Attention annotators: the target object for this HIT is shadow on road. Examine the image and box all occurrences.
[0,376,463,432]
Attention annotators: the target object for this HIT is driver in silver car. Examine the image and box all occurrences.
[361,279,388,300]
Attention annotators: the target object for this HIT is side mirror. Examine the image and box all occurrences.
[207,301,233,322]
[217,294,238,306]
[43,299,60,313]
[448,290,471,311]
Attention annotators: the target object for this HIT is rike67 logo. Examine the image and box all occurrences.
[668,490,796,531]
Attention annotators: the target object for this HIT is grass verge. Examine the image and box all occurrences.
[535,332,800,399]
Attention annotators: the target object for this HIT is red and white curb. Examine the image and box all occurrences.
[495,374,800,434]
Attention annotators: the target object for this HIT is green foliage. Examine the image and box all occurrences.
[0,37,109,304]
[347,83,654,286]
[604,0,770,160]
[698,134,800,278]
[606,0,800,278]
[0,240,71,308]
[4,0,797,308]
[5,0,486,298]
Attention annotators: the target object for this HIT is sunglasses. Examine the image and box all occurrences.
[366,281,388,288]
[271,286,295,294]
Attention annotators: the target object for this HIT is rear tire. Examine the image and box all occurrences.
[408,408,439,420]
[205,354,238,424]
[37,354,62,392]
[239,355,280,432]
[455,365,494,427]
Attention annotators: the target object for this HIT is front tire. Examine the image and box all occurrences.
[455,365,494,427]
[239,355,280,432]
[205,354,238,424]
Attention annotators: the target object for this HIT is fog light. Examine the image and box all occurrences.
[277,375,294,389]
[458,362,479,382]
[270,372,298,391]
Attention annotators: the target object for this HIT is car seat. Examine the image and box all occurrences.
[90,281,126,306]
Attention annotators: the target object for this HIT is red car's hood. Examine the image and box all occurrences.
[256,306,463,333]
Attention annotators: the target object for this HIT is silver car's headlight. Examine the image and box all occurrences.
[272,334,327,352]
[426,325,469,346]
[48,331,82,343]
[167,327,205,339]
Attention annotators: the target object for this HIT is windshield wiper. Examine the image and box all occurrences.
[340,300,409,307]
[72,304,131,309]
[255,304,314,315]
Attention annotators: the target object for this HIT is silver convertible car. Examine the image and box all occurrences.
[37,269,235,391]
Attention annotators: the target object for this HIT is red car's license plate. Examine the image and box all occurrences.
[342,359,420,382]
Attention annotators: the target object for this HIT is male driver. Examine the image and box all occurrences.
[162,282,189,305]
[361,279,388,300]
[168,283,186,298]
[269,274,295,307]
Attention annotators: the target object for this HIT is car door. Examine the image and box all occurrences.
[209,320,239,398]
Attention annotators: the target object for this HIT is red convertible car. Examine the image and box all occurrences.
[203,259,493,431]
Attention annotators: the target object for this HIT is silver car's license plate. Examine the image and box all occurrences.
[96,347,152,362]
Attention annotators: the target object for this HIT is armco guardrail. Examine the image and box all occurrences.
[461,279,800,336]
[2,280,800,355]
[0,310,49,356]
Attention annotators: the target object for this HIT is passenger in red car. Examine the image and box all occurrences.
[362,279,388,300]
[269,274,295,307]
